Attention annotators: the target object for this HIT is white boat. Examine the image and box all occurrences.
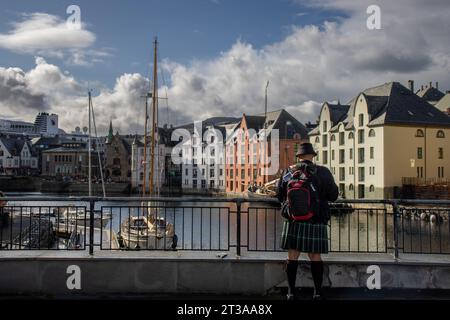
[56,207,111,229]
[120,214,177,250]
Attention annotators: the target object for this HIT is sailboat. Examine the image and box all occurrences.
[120,37,177,250]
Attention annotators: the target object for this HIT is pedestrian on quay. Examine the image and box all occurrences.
[277,142,338,300]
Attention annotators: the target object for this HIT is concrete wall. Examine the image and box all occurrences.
[1,257,450,296]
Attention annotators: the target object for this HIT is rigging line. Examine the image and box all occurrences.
[90,91,107,198]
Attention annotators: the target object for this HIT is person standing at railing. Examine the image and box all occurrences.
[277,142,338,300]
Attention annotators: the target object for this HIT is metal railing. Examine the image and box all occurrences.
[0,196,449,257]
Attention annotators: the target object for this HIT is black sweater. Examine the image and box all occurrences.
[276,160,339,224]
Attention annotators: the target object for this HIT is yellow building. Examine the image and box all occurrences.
[309,82,450,199]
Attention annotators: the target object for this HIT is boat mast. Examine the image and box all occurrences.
[263,80,269,185]
[142,94,149,196]
[88,90,92,197]
[149,37,158,196]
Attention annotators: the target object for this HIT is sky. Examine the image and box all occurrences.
[1,0,450,135]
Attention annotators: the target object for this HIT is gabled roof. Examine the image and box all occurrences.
[416,85,445,103]
[229,109,308,141]
[368,82,450,127]
[0,137,37,156]
[435,93,450,114]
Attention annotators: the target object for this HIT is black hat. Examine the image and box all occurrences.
[296,142,317,157]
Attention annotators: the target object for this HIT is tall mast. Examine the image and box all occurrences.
[88,90,92,197]
[149,37,158,196]
[142,94,149,196]
[263,80,269,184]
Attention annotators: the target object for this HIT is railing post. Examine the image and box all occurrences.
[89,199,95,256]
[392,201,399,259]
[236,200,242,257]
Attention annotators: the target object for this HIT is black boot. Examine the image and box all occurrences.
[285,260,298,300]
[310,261,324,300]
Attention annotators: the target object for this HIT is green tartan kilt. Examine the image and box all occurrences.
[281,219,329,253]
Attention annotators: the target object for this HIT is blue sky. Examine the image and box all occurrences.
[0,0,344,87]
[1,0,449,134]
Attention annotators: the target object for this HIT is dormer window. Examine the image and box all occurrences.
[437,130,445,138]
[368,129,376,137]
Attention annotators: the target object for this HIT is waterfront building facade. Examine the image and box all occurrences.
[309,81,450,199]
[0,136,38,175]
[225,109,308,193]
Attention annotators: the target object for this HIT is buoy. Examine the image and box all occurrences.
[420,212,429,221]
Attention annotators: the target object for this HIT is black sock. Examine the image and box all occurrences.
[310,261,324,295]
[285,260,298,296]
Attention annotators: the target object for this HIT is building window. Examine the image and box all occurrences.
[349,184,354,191]
[323,121,327,132]
[210,180,215,188]
[339,149,345,164]
[322,135,328,147]
[438,166,445,178]
[358,148,365,163]
[359,114,364,127]
[438,148,444,159]
[185,168,188,175]
[339,132,345,145]
[339,167,345,181]
[201,180,206,189]
[416,167,423,178]
[241,169,245,178]
[349,148,353,160]
[219,168,223,176]
[330,134,336,142]
[348,132,354,140]
[358,129,364,144]
[315,137,320,144]
[416,129,424,137]
[437,130,445,138]
[368,129,375,137]
[417,147,423,159]
[322,150,328,164]
[358,167,365,182]
[210,168,215,178]
[370,147,374,159]
[369,185,375,192]
[331,150,335,161]
[193,168,197,178]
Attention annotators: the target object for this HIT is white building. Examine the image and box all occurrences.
[0,137,38,175]
[180,124,228,193]
[309,81,450,199]
[34,112,59,136]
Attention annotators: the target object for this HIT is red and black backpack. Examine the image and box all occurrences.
[285,164,320,221]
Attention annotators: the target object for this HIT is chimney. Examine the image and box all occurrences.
[429,81,433,88]
[421,85,424,90]
[436,82,439,90]
[407,80,414,92]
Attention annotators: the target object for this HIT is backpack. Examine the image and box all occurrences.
[285,163,320,221]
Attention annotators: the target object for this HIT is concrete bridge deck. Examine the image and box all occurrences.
[1,250,450,298]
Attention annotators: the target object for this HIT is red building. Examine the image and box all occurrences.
[225,109,309,193]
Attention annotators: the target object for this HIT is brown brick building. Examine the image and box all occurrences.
[225,109,308,193]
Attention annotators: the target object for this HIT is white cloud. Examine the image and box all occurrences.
[1,0,450,134]
[0,57,149,134]
[0,13,109,66]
